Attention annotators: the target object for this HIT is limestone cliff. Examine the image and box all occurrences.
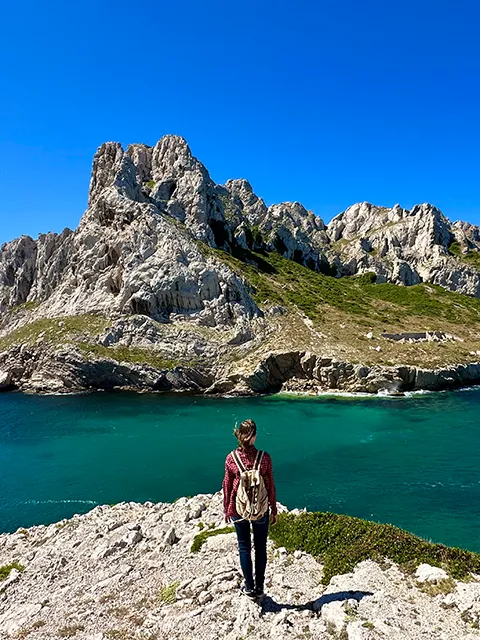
[328,202,480,295]
[1,135,480,394]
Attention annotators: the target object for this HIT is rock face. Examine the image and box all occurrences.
[1,492,479,640]
[259,202,330,271]
[2,339,480,395]
[3,135,480,325]
[328,202,480,295]
[2,134,480,395]
[1,136,261,327]
[214,350,480,396]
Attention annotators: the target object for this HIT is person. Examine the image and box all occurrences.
[223,418,277,600]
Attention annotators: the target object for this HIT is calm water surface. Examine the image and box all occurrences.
[1,389,479,552]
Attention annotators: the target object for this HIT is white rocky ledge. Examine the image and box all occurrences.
[0,493,479,639]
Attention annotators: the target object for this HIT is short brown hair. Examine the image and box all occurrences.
[234,419,257,449]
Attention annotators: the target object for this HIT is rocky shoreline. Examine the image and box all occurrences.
[1,492,480,639]
[2,345,480,397]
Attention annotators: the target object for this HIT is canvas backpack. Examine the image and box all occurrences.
[231,449,269,521]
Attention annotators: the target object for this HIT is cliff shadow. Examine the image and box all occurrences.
[259,589,374,615]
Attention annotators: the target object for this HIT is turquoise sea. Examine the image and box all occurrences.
[1,389,479,552]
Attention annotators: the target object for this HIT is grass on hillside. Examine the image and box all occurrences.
[0,315,185,370]
[203,246,480,326]
[0,315,110,351]
[449,241,480,270]
[77,343,182,370]
[190,526,235,552]
[0,562,24,581]
[159,580,180,604]
[269,512,480,585]
[11,300,40,313]
[189,512,480,585]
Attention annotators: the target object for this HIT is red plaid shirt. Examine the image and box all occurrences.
[223,445,277,518]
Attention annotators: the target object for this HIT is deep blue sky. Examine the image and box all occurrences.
[1,0,479,245]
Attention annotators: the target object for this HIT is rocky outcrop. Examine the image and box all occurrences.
[258,202,330,271]
[0,236,38,313]
[1,492,479,639]
[215,351,480,396]
[3,135,480,329]
[452,220,480,250]
[0,369,12,390]
[327,202,480,295]
[1,139,262,328]
[2,134,480,396]
[2,330,480,394]
[0,341,214,394]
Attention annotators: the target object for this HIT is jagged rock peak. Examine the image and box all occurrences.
[452,219,480,251]
[126,143,153,184]
[267,201,326,230]
[151,134,196,172]
[87,135,204,204]
[88,141,124,204]
[327,201,451,244]
[224,178,255,195]
[0,230,74,314]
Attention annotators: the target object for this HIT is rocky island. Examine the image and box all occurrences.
[1,492,480,639]
[2,135,480,395]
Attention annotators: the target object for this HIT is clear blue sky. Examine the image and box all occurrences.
[1,0,479,245]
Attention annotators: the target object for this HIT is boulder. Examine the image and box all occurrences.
[415,563,450,583]
[0,369,12,390]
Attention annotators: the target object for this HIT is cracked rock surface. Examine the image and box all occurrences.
[1,492,480,639]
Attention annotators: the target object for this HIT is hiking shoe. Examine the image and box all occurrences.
[254,587,265,599]
[240,585,257,600]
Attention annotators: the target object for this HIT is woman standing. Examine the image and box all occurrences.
[223,419,278,600]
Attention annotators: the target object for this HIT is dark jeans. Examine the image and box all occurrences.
[232,509,269,592]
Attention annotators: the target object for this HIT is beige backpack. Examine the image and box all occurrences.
[232,449,269,521]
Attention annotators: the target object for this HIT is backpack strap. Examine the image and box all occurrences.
[254,450,264,471]
[231,450,246,473]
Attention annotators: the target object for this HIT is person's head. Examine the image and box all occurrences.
[234,419,257,449]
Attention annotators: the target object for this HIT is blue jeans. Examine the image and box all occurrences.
[232,510,269,592]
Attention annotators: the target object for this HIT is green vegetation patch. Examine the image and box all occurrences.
[269,512,480,585]
[0,315,110,352]
[11,300,40,313]
[105,631,130,640]
[77,343,182,370]
[0,562,24,581]
[57,625,85,637]
[219,194,238,220]
[0,315,187,370]
[417,577,456,596]
[145,180,155,189]
[159,580,180,604]
[449,241,480,270]
[190,526,235,553]
[202,245,480,325]
[250,224,264,246]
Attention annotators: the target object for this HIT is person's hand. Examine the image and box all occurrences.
[224,515,231,524]
[270,513,278,525]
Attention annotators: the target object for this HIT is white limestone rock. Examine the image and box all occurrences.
[327,201,480,295]
[0,567,20,593]
[260,201,330,270]
[415,563,450,583]
[0,369,12,389]
[0,493,480,639]
[2,134,480,397]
